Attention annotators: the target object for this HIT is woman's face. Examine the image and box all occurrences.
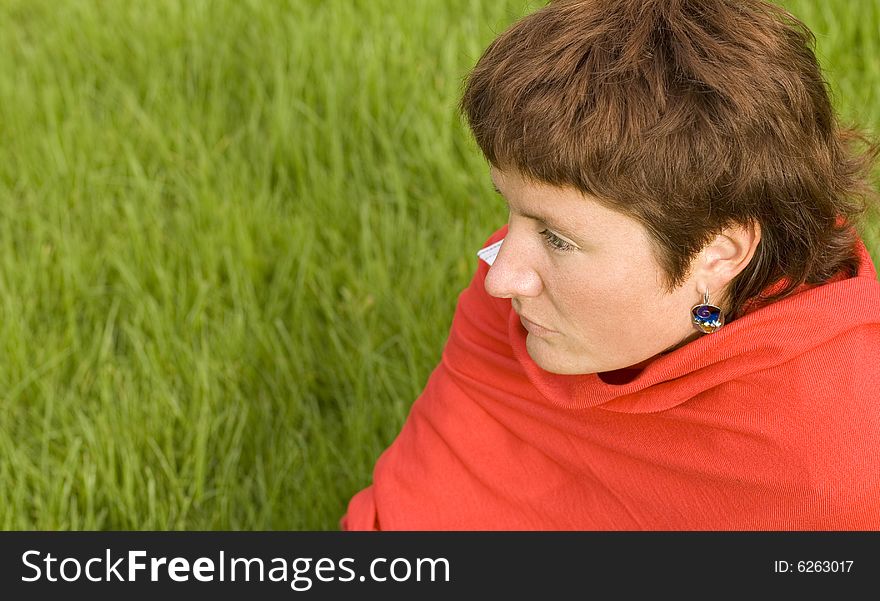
[485,167,703,375]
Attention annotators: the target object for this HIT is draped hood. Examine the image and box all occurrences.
[342,225,880,530]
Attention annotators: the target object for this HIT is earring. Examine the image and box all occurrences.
[691,289,724,334]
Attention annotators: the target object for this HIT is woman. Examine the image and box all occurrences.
[341,0,880,529]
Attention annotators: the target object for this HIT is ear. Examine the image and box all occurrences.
[694,220,762,307]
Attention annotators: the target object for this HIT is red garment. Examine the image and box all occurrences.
[341,225,880,530]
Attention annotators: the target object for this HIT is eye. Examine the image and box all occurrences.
[540,229,575,253]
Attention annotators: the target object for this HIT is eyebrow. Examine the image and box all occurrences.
[491,182,584,245]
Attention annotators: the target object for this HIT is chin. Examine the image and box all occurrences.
[526,335,597,375]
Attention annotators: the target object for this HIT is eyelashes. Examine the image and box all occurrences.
[493,186,576,255]
[540,229,575,254]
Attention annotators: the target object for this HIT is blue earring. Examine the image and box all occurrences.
[691,289,724,334]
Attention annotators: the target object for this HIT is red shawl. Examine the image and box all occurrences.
[341,225,880,530]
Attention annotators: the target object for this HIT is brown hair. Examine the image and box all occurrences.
[459,0,878,320]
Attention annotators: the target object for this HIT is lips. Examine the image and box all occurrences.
[519,315,556,335]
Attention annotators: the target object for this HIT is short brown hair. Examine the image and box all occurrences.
[459,0,878,320]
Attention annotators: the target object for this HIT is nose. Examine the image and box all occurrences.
[483,235,543,299]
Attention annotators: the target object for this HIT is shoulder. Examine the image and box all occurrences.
[462,226,509,322]
[437,226,513,371]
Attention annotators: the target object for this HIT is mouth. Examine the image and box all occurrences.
[519,315,557,336]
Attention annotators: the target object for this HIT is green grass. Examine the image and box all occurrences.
[0,0,877,530]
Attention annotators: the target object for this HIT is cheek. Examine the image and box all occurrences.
[557,256,666,328]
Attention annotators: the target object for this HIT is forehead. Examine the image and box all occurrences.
[489,166,654,250]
